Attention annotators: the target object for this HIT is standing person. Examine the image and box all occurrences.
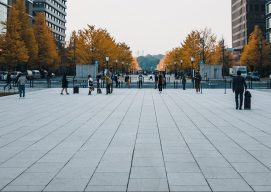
[4,72,12,90]
[138,74,143,88]
[154,73,158,89]
[194,71,202,93]
[125,74,130,88]
[60,74,69,95]
[182,75,187,90]
[232,70,247,110]
[158,72,163,93]
[96,73,102,88]
[105,73,112,95]
[88,75,94,95]
[17,74,27,98]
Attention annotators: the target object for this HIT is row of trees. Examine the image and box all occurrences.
[0,0,139,74]
[157,28,233,75]
[0,0,58,71]
[64,25,139,74]
[241,26,271,75]
[158,26,271,77]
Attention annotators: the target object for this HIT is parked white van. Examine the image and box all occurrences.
[32,70,41,79]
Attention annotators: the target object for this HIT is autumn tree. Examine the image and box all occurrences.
[33,13,58,70]
[241,25,271,74]
[15,0,38,69]
[2,5,29,70]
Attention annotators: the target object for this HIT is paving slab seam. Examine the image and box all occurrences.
[168,91,256,192]
[83,91,140,192]
[42,93,129,192]
[151,92,171,192]
[183,91,271,173]
[126,91,145,191]
[159,92,213,192]
[0,94,118,191]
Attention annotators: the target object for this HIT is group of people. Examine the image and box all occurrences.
[3,72,28,97]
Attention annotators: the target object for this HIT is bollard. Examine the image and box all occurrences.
[224,78,227,94]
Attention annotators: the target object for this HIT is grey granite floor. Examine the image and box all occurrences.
[0,88,271,192]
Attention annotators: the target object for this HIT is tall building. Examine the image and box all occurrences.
[0,0,8,33]
[33,0,67,43]
[8,0,33,17]
[266,0,271,42]
[232,0,266,50]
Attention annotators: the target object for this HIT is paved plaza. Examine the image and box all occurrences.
[0,88,271,192]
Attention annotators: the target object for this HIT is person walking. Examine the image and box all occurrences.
[194,71,202,93]
[105,73,112,95]
[182,75,187,90]
[88,75,94,95]
[17,74,27,98]
[4,72,12,90]
[158,72,163,93]
[138,74,143,88]
[125,74,130,88]
[60,74,69,95]
[154,73,158,89]
[233,70,247,110]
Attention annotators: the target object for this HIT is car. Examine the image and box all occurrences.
[32,70,41,79]
[10,71,21,80]
[0,71,8,81]
[247,72,260,81]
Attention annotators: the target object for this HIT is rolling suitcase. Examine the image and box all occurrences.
[244,90,252,110]
[73,86,79,94]
[97,88,102,94]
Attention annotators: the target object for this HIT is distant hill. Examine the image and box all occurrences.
[137,54,164,71]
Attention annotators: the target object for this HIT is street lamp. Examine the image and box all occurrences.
[191,56,195,88]
[122,61,124,75]
[115,60,118,74]
[105,56,110,70]
[174,62,177,79]
[180,59,183,75]
[258,38,263,75]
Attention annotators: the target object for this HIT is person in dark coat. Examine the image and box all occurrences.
[194,71,202,93]
[232,70,247,110]
[4,72,12,90]
[158,72,163,93]
[182,75,187,90]
[60,74,69,95]
[154,74,158,89]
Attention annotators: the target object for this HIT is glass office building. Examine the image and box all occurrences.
[232,0,266,50]
[0,0,8,33]
[33,0,67,43]
[266,0,271,42]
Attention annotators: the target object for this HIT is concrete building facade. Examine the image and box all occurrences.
[232,0,266,50]
[33,0,67,43]
[266,0,271,42]
[0,0,8,33]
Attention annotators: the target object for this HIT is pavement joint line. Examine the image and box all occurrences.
[167,91,256,192]
[151,92,170,192]
[126,91,145,192]
[0,98,81,148]
[83,90,140,192]
[186,91,271,161]
[158,92,213,192]
[0,91,70,130]
[0,94,117,191]
[183,92,271,173]
[42,93,128,192]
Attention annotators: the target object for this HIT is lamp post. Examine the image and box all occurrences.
[191,56,195,88]
[115,60,118,74]
[220,39,225,77]
[258,38,263,76]
[174,62,177,79]
[122,61,124,76]
[105,56,110,71]
[180,59,183,76]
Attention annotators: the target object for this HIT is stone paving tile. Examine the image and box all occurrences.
[207,178,253,192]
[1,89,271,192]
[127,179,169,192]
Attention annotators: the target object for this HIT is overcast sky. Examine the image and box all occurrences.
[66,0,231,56]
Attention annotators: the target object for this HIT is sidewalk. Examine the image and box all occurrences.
[0,89,271,192]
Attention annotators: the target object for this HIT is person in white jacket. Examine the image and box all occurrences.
[88,75,94,95]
